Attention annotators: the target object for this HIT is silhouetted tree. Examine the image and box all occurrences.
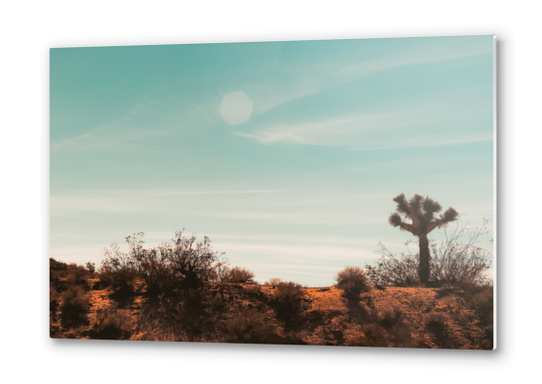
[388,194,458,285]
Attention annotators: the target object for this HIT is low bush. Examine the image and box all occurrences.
[221,308,278,344]
[378,310,412,347]
[270,281,308,329]
[65,264,90,289]
[461,281,494,349]
[221,266,256,284]
[265,277,283,286]
[345,323,390,347]
[85,261,95,274]
[50,286,60,320]
[60,285,90,328]
[99,243,138,296]
[335,267,370,301]
[92,309,133,340]
[132,248,178,295]
[366,220,493,287]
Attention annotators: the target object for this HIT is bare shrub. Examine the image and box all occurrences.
[335,267,370,301]
[50,286,60,320]
[265,277,283,286]
[365,246,420,287]
[423,312,453,347]
[85,261,95,274]
[132,249,177,295]
[460,281,494,349]
[65,263,90,289]
[221,266,256,284]
[156,231,225,289]
[270,281,308,329]
[366,220,493,287]
[60,285,90,328]
[92,309,133,340]
[378,310,412,347]
[429,221,493,286]
[345,324,390,347]
[50,258,68,284]
[221,308,278,344]
[99,242,138,296]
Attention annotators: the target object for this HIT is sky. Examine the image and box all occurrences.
[50,35,494,286]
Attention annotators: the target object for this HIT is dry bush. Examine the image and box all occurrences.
[92,309,133,340]
[378,310,413,347]
[221,308,278,344]
[422,312,470,349]
[50,258,68,282]
[85,261,95,274]
[65,263,91,289]
[461,281,494,349]
[99,231,227,294]
[157,231,225,289]
[60,285,90,328]
[335,267,370,301]
[265,277,283,286]
[50,286,60,320]
[366,220,493,287]
[270,281,308,329]
[221,266,256,284]
[99,243,138,296]
[345,323,390,347]
[365,247,420,287]
[423,312,452,347]
[131,248,178,295]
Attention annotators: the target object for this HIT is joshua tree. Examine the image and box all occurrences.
[388,194,458,285]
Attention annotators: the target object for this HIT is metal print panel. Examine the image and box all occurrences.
[50,35,495,349]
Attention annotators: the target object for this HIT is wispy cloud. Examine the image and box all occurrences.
[235,112,414,147]
[51,95,220,152]
[50,189,280,216]
[214,242,378,262]
[336,38,493,80]
[353,134,493,151]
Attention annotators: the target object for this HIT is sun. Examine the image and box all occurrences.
[220,91,253,125]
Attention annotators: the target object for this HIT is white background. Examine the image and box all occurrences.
[1,1,540,382]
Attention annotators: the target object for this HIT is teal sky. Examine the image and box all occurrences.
[50,35,494,286]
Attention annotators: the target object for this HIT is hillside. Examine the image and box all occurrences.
[50,260,493,349]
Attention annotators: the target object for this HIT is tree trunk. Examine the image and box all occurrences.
[418,234,430,285]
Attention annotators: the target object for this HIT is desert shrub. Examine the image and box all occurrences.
[423,312,452,347]
[60,285,90,328]
[335,267,370,301]
[378,310,413,347]
[345,323,390,347]
[422,312,470,349]
[221,308,278,344]
[270,281,308,329]
[365,247,420,287]
[99,242,138,296]
[92,309,133,340]
[85,261,95,274]
[221,266,256,284]
[50,286,60,320]
[158,231,225,289]
[122,231,226,291]
[460,281,494,349]
[265,277,283,286]
[366,220,493,287]
[131,248,178,295]
[65,263,90,289]
[50,258,68,282]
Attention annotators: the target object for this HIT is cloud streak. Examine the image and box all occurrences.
[235,112,415,147]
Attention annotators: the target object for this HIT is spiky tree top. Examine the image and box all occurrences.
[388,193,459,236]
